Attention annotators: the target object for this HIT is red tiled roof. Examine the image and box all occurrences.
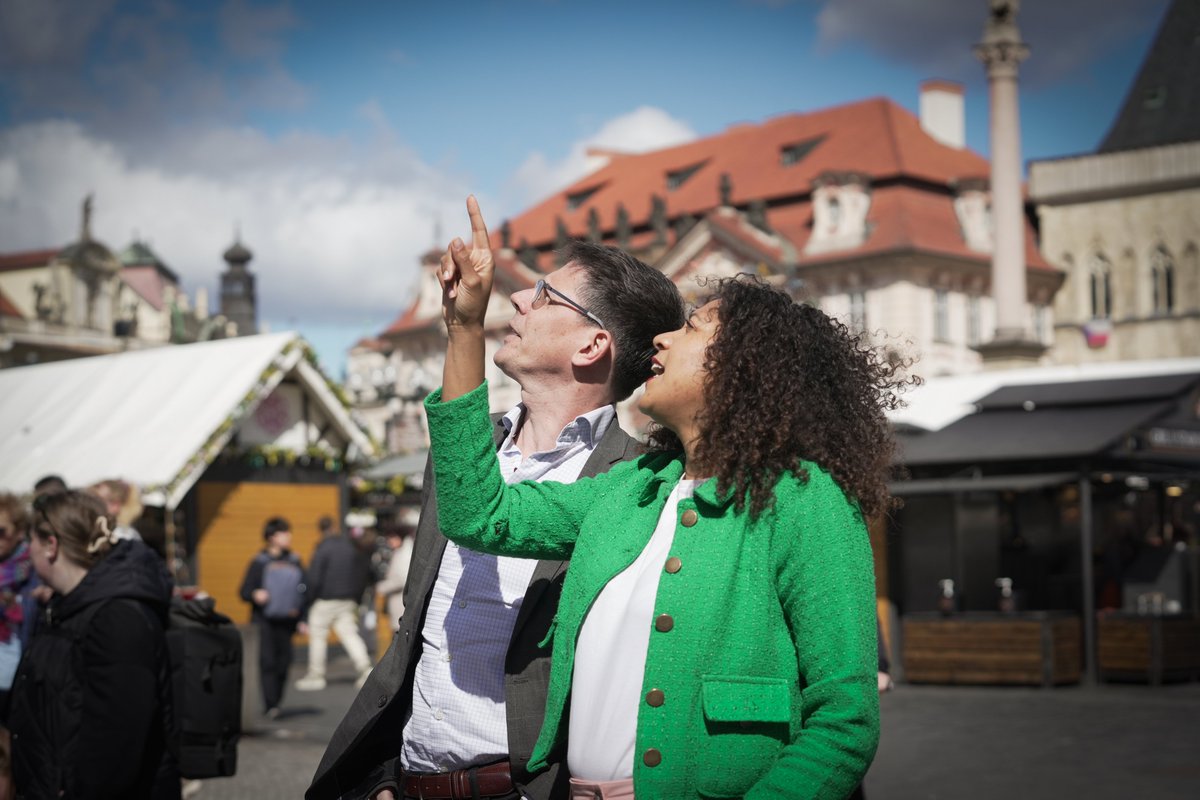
[497,98,995,247]
[492,96,1052,272]
[381,303,440,337]
[0,287,22,318]
[376,96,1054,342]
[0,248,58,273]
[351,337,390,353]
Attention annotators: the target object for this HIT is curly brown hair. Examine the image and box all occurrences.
[648,275,915,519]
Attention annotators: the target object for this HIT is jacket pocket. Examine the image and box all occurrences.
[696,675,791,798]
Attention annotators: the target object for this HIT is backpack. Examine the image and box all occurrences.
[167,596,244,779]
[261,557,305,620]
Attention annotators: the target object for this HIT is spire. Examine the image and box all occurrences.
[223,226,253,266]
[81,193,94,241]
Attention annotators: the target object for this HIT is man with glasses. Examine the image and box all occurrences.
[309,198,685,800]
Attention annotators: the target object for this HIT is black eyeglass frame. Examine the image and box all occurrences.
[531,279,605,329]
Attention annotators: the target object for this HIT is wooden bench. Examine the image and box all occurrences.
[1097,614,1200,684]
[902,612,1081,686]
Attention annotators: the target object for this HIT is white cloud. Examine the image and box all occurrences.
[813,0,1168,86]
[0,120,473,326]
[509,106,697,205]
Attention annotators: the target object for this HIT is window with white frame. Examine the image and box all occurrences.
[1151,246,1176,314]
[934,288,950,342]
[848,290,866,334]
[1089,253,1113,319]
[967,295,982,346]
[1034,304,1049,343]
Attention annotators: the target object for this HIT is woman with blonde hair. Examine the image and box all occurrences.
[8,490,179,799]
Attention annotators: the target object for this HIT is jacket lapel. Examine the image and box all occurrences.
[405,416,512,620]
[510,415,638,641]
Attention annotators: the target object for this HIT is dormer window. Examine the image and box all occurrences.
[804,171,871,255]
[666,162,705,191]
[566,185,602,211]
[953,178,992,253]
[780,136,823,167]
[827,197,842,228]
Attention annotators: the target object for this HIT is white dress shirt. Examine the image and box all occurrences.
[568,478,698,781]
[401,402,616,773]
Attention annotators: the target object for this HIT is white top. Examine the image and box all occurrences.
[568,478,700,781]
[401,403,616,773]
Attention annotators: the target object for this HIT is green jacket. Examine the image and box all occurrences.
[427,384,879,799]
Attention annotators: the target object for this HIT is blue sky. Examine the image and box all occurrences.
[0,0,1169,376]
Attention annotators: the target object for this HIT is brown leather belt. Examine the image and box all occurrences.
[401,761,514,799]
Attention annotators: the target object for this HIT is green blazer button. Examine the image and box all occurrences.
[645,688,665,707]
[643,748,662,767]
[680,509,699,527]
[655,614,674,633]
[664,556,682,574]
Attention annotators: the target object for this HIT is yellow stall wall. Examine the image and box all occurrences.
[196,481,339,625]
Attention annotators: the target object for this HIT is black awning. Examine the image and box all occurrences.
[897,400,1170,466]
[890,471,1079,496]
[977,373,1199,410]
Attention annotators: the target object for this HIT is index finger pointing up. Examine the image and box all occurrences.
[466,195,490,250]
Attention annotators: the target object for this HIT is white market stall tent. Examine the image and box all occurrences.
[0,333,377,619]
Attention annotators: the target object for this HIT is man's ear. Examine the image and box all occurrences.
[45,535,59,563]
[572,329,612,368]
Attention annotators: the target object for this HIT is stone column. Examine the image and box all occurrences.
[973,0,1045,367]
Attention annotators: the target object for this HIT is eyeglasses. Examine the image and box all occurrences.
[531,279,604,328]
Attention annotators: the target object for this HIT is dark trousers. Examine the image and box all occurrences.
[259,618,297,711]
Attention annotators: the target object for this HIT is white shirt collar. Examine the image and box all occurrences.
[499,402,616,452]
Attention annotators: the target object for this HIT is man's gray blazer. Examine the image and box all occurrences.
[307,413,640,800]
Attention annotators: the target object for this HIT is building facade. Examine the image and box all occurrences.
[1029,0,1200,365]
[350,83,1062,451]
[0,197,254,367]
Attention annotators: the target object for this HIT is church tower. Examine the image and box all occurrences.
[219,236,257,336]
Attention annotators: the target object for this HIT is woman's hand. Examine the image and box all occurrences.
[440,195,494,332]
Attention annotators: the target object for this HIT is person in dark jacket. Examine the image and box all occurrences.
[295,515,373,692]
[239,516,307,719]
[10,489,180,800]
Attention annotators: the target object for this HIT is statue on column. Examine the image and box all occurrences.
[81,193,93,241]
[650,194,668,245]
[587,208,601,243]
[615,203,631,248]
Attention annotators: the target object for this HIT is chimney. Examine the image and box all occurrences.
[919,79,965,149]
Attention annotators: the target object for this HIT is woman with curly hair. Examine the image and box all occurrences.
[422,198,906,800]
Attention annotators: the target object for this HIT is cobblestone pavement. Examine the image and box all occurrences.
[200,632,1200,799]
[865,682,1200,800]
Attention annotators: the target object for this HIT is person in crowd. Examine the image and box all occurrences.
[296,516,374,692]
[0,494,39,706]
[307,196,685,800]
[374,526,414,634]
[239,516,307,720]
[8,490,179,799]
[418,197,904,798]
[32,475,66,498]
[88,478,145,542]
[0,494,42,800]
